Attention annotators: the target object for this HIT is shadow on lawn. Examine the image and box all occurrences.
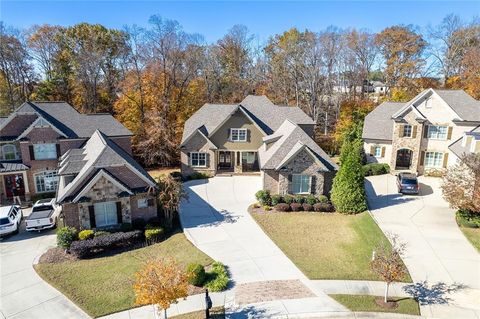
[403,281,468,305]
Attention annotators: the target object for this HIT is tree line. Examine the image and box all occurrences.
[0,14,478,166]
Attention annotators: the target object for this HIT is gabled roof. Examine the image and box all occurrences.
[181,95,314,146]
[362,102,405,141]
[56,130,156,203]
[1,101,131,139]
[449,125,480,158]
[258,119,337,171]
[0,162,29,173]
[434,90,480,122]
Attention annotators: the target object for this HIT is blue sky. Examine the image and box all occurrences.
[1,1,478,42]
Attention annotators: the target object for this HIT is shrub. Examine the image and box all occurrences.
[147,216,162,226]
[283,195,294,205]
[456,209,480,228]
[293,195,305,204]
[313,202,335,212]
[255,190,271,206]
[205,261,229,292]
[120,223,133,232]
[302,203,313,211]
[317,195,329,203]
[275,203,290,212]
[362,163,390,176]
[271,194,283,206]
[331,139,367,214]
[188,172,210,180]
[78,230,94,240]
[290,203,303,212]
[305,194,317,205]
[94,230,109,237]
[186,263,206,286]
[263,205,272,211]
[132,218,147,230]
[145,227,164,243]
[69,230,143,258]
[170,171,183,180]
[57,226,77,249]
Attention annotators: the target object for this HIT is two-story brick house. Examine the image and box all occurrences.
[181,95,337,196]
[362,89,480,175]
[0,101,157,229]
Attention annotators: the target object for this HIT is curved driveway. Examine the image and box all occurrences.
[0,212,88,319]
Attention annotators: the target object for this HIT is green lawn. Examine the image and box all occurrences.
[171,307,224,318]
[251,212,411,281]
[35,233,213,318]
[329,294,420,316]
[460,227,480,252]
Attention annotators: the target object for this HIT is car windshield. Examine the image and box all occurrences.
[32,205,53,212]
[402,178,418,185]
[0,217,10,225]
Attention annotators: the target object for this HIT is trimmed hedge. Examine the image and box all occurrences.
[275,203,290,212]
[271,194,283,206]
[317,195,329,203]
[205,262,229,292]
[313,202,335,212]
[302,203,313,211]
[145,227,164,243]
[290,203,303,212]
[188,172,210,180]
[94,230,110,237]
[255,190,272,206]
[362,163,390,176]
[78,230,94,240]
[69,230,143,258]
[305,195,317,205]
[186,263,206,286]
[284,195,295,205]
[57,227,78,249]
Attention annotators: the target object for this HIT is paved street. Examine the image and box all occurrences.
[0,209,88,319]
[366,174,480,318]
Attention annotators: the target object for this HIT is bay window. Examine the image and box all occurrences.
[35,170,59,193]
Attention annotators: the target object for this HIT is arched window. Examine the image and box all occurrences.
[1,144,18,160]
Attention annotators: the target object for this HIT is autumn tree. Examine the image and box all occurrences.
[441,153,480,213]
[371,235,407,304]
[334,99,375,145]
[133,258,189,319]
[157,174,188,228]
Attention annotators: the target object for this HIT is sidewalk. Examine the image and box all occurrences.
[310,280,411,298]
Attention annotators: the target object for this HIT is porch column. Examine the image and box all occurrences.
[22,171,30,194]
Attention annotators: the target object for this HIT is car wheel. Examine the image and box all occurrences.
[14,225,19,235]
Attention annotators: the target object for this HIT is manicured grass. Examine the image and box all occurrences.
[35,233,213,318]
[251,212,411,281]
[148,167,181,180]
[329,294,420,316]
[171,307,224,318]
[460,227,480,252]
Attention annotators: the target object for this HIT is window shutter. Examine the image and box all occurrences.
[381,147,385,158]
[228,128,231,141]
[398,125,403,138]
[116,202,122,223]
[370,146,375,155]
[412,126,417,138]
[206,153,209,167]
[442,153,449,168]
[56,144,61,158]
[447,127,453,140]
[420,151,425,166]
[188,152,191,166]
[309,176,314,194]
[147,198,154,207]
[29,145,35,160]
[88,205,96,228]
[424,125,429,138]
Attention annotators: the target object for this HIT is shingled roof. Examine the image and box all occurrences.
[362,102,404,141]
[449,126,480,158]
[1,101,131,139]
[181,95,314,145]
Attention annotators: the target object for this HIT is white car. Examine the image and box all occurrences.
[0,205,23,237]
[26,198,61,232]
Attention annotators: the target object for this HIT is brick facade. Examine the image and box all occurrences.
[0,114,37,137]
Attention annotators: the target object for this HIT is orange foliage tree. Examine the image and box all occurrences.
[133,258,189,319]
[334,99,375,144]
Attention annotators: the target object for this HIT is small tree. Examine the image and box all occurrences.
[331,138,368,213]
[371,235,407,303]
[133,258,189,319]
[441,153,480,213]
[157,175,188,228]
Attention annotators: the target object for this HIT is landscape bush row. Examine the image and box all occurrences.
[254,190,335,212]
[362,163,390,176]
[456,209,480,228]
[186,261,229,292]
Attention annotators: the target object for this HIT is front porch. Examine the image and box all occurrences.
[0,163,31,206]
[216,150,260,174]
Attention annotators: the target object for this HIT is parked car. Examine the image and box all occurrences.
[0,205,23,236]
[26,198,61,232]
[396,173,419,194]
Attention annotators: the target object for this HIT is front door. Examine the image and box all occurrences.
[3,174,25,198]
[218,151,232,169]
[396,149,412,169]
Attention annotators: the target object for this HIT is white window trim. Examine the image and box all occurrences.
[427,125,448,140]
[34,170,59,193]
[190,152,207,167]
[373,146,382,158]
[33,143,57,160]
[229,128,247,142]
[403,125,412,138]
[1,144,19,160]
[292,174,312,195]
[94,201,118,227]
[425,151,444,168]
[137,198,148,209]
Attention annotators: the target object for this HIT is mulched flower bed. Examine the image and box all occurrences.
[38,247,77,264]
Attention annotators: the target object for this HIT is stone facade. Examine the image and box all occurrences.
[180,132,216,177]
[390,111,424,172]
[263,149,335,196]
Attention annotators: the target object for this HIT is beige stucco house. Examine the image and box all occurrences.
[180,95,337,196]
[362,89,480,175]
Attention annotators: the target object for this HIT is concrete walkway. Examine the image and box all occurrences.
[0,210,88,319]
[365,175,480,319]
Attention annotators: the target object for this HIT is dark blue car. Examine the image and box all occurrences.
[396,173,419,194]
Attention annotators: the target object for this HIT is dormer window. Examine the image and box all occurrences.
[230,128,247,142]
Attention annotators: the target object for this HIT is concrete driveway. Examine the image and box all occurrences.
[365,174,480,318]
[0,209,88,319]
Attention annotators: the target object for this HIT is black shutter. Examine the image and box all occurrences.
[88,206,96,228]
[424,125,429,138]
[147,198,154,207]
[310,176,316,194]
[116,202,122,223]
[29,145,35,160]
[56,144,61,158]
